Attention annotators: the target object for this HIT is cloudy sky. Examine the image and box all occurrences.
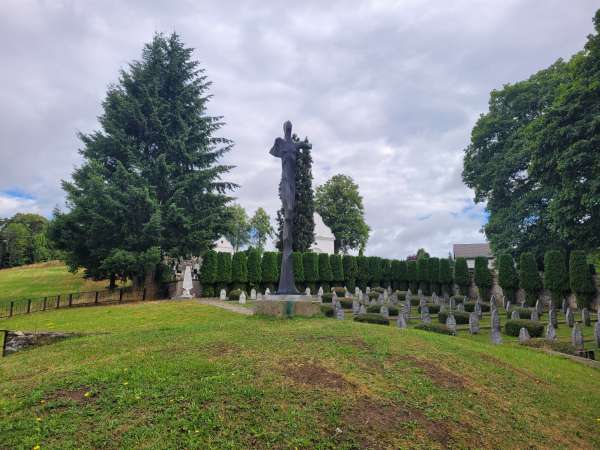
[1,1,597,258]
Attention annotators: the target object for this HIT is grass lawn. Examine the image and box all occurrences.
[0,261,123,304]
[1,301,600,449]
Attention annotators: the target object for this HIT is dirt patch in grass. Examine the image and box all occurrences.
[205,341,240,357]
[281,360,354,391]
[404,356,467,389]
[47,387,95,404]
[344,396,451,449]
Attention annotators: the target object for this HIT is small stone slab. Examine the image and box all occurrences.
[469,312,480,334]
[549,309,558,329]
[239,291,246,304]
[491,328,502,345]
[397,314,408,329]
[581,308,591,327]
[446,314,457,333]
[594,321,600,347]
[250,288,257,300]
[566,308,574,328]
[561,298,568,314]
[491,309,501,331]
[571,323,584,349]
[518,327,531,344]
[511,310,520,320]
[317,286,323,296]
[219,289,227,300]
[381,306,389,319]
[546,323,557,342]
[336,308,345,320]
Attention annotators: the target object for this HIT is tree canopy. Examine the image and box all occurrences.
[0,213,55,268]
[249,208,274,252]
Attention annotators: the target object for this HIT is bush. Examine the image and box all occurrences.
[321,293,333,303]
[366,305,398,315]
[343,255,357,291]
[231,252,248,286]
[410,297,421,306]
[354,313,390,325]
[319,253,333,287]
[428,257,440,294]
[202,285,214,298]
[414,323,455,336]
[505,319,544,337]
[406,260,418,291]
[332,287,346,297]
[519,252,541,306]
[356,256,370,288]
[453,257,470,295]
[303,252,319,287]
[416,256,430,294]
[398,260,408,290]
[368,256,383,287]
[438,258,453,293]
[395,291,407,300]
[497,253,518,303]
[474,256,492,300]
[418,303,441,314]
[200,250,218,285]
[438,311,470,325]
[246,248,261,287]
[381,259,393,288]
[372,287,385,293]
[228,289,243,301]
[543,250,568,308]
[216,252,232,286]
[569,250,596,309]
[464,301,491,313]
[368,292,380,300]
[320,304,334,317]
[507,306,535,319]
[293,251,305,283]
[261,252,279,285]
[339,298,353,309]
[330,254,344,283]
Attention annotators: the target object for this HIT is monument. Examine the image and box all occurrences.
[255,121,319,318]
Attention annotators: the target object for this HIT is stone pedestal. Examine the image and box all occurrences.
[255,295,321,318]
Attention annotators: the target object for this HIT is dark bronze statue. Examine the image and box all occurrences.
[269,121,311,294]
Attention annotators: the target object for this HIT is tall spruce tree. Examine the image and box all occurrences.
[519,252,542,306]
[50,33,234,285]
[497,253,519,303]
[453,257,470,296]
[543,250,569,307]
[276,136,315,252]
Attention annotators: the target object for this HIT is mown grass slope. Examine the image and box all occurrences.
[1,301,600,449]
[0,261,120,303]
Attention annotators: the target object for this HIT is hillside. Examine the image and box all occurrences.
[1,301,600,449]
[0,261,120,303]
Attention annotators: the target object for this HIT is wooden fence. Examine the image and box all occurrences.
[0,286,162,319]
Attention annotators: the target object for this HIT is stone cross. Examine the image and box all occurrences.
[566,308,574,327]
[518,327,531,344]
[250,288,257,300]
[219,289,227,301]
[446,314,457,333]
[581,308,591,327]
[397,314,408,328]
[469,312,480,334]
[546,323,557,341]
[571,323,584,349]
[239,291,246,304]
[511,310,520,320]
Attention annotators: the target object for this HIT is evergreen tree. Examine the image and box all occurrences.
[303,252,319,292]
[318,253,333,291]
[330,254,344,285]
[199,250,218,297]
[216,252,232,289]
[416,256,429,294]
[519,252,542,306]
[474,256,493,301]
[406,260,418,292]
[225,204,250,252]
[356,256,370,290]
[261,252,278,290]
[381,259,392,289]
[569,250,596,308]
[343,255,358,291]
[246,248,261,289]
[293,251,305,289]
[390,260,401,290]
[367,256,382,287]
[50,33,234,285]
[276,136,315,252]
[543,250,569,307]
[231,252,248,289]
[249,208,274,252]
[438,258,453,295]
[453,257,470,296]
[428,257,440,295]
[497,253,518,303]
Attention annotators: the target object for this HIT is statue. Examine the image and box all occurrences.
[269,121,311,294]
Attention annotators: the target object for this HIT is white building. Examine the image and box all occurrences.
[214,236,234,253]
[310,213,335,254]
[453,243,494,269]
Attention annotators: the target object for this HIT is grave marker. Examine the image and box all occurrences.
[571,323,584,349]
[469,312,480,334]
[518,327,531,344]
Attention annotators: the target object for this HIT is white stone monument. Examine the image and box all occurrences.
[180,266,194,298]
[219,289,226,300]
[239,291,246,304]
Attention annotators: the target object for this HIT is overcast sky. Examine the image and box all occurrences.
[1,1,597,258]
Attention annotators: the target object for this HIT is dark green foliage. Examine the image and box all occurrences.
[414,323,455,336]
[543,250,569,307]
[303,252,319,288]
[367,256,382,287]
[50,34,234,283]
[398,260,408,290]
[368,292,380,300]
[339,298,353,309]
[342,255,358,291]
[276,137,315,252]
[321,293,333,303]
[505,319,544,338]
[381,259,392,288]
[497,253,518,303]
[353,313,390,325]
[231,252,248,287]
[330,254,344,283]
[464,302,491,313]
[366,305,399,315]
[418,304,441,314]
[474,256,493,300]
[406,260,418,291]
[332,287,346,297]
[390,260,401,290]
[438,258,453,294]
[569,250,596,308]
[202,285,214,298]
[228,289,243,301]
[0,213,55,268]
[315,174,370,253]
[320,304,334,317]
[200,250,218,286]
[438,311,470,325]
[519,252,542,306]
[261,252,278,286]
[507,306,535,320]
[427,257,440,294]
[453,257,470,295]
[216,252,232,286]
[416,256,429,293]
[318,253,333,291]
[356,256,370,289]
[292,252,305,284]
[246,248,261,287]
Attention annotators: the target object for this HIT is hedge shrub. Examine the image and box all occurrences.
[428,257,440,294]
[303,252,319,290]
[356,256,370,289]
[416,256,430,294]
[406,260,418,291]
[507,306,535,319]
[368,292,380,300]
[569,250,596,309]
[414,323,455,336]
[464,301,490,313]
[231,252,248,287]
[398,260,408,291]
[330,254,344,283]
[438,258,453,294]
[497,252,518,303]
[202,286,215,298]
[228,289,243,301]
[261,252,279,287]
[474,256,492,300]
[320,304,334,317]
[293,251,305,284]
[200,250,218,284]
[366,305,398,315]
[381,259,392,288]
[543,250,568,308]
[519,252,541,306]
[368,256,382,287]
[418,303,441,314]
[339,298,353,309]
[216,252,232,287]
[343,255,357,291]
[246,248,261,287]
[319,253,333,290]
[504,319,544,337]
[354,313,390,325]
[321,293,333,303]
[332,287,346,296]
[453,257,470,295]
[438,311,470,325]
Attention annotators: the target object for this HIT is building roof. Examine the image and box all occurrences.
[453,243,492,259]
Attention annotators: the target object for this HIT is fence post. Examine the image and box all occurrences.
[27,299,31,314]
[119,288,123,303]
[68,293,73,307]
[43,297,47,311]
[95,291,99,304]
[142,288,146,301]
[9,302,13,317]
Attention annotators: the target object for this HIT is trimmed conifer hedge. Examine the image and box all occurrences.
[474,256,492,300]
[438,258,453,295]
[428,257,440,295]
[261,252,278,289]
[343,255,357,291]
[319,253,333,291]
[303,252,319,291]
[505,319,544,337]
[414,323,455,336]
[200,250,218,295]
[416,256,429,294]
[356,256,370,289]
[519,252,541,306]
[453,257,470,295]
[231,252,247,289]
[569,250,596,309]
[330,254,344,284]
[216,252,232,288]
[406,260,418,292]
[543,250,568,308]
[292,251,305,287]
[246,248,261,288]
[497,252,518,303]
[438,311,470,325]
[354,313,390,325]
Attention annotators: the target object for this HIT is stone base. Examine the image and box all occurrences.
[255,296,321,318]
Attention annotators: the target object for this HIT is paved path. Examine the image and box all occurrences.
[196,299,255,315]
